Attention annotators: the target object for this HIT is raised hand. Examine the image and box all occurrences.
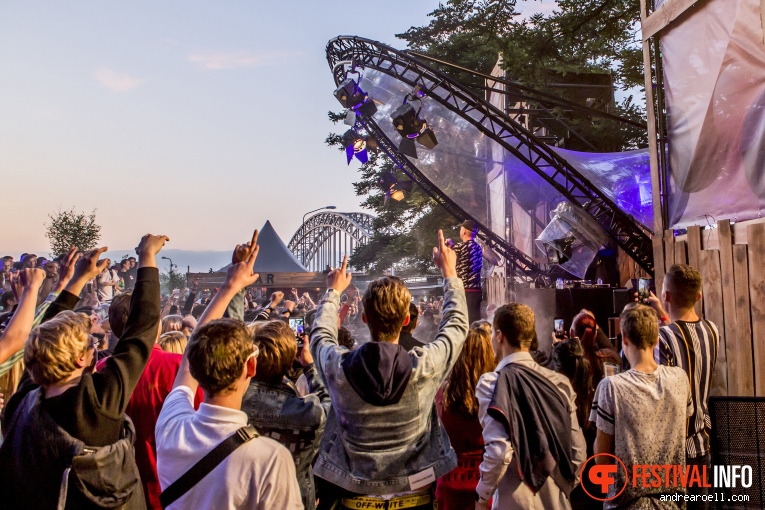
[232,230,259,265]
[136,234,170,268]
[57,246,80,288]
[270,291,284,306]
[20,268,45,292]
[74,247,110,284]
[432,230,457,279]
[224,232,260,292]
[327,255,352,294]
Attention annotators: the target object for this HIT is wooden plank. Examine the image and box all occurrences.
[732,244,754,396]
[641,33,665,246]
[642,0,702,40]
[699,250,727,396]
[664,230,675,272]
[686,226,703,316]
[747,223,765,396]
[675,240,687,264]
[717,220,740,394]
[652,235,666,296]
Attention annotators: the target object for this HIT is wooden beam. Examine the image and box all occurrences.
[699,250,727,396]
[664,230,675,271]
[686,226,703,316]
[675,240,687,264]
[716,220,739,394]
[640,0,665,279]
[732,244,754,396]
[747,223,765,396]
[641,0,702,41]
[186,272,329,290]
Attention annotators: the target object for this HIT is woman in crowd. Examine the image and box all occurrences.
[158,331,187,355]
[435,320,494,510]
[570,312,621,387]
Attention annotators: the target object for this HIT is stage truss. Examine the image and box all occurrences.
[325,36,654,277]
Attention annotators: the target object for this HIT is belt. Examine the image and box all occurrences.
[340,491,432,509]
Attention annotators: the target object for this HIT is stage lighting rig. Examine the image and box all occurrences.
[390,102,438,159]
[379,171,414,203]
[334,78,377,125]
[341,129,378,164]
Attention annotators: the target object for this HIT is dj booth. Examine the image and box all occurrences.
[514,286,631,354]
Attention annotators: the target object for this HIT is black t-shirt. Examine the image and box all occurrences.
[455,239,482,290]
[118,268,134,290]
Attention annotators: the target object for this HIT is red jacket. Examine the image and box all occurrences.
[97,344,203,509]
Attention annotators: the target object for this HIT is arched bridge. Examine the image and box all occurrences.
[288,211,395,271]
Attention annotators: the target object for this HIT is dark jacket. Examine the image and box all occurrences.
[0,267,160,507]
[488,362,576,496]
[242,364,331,510]
[398,331,424,351]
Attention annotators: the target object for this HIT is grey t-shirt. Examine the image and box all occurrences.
[590,365,693,509]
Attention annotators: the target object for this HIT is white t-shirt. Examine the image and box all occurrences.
[97,269,118,302]
[590,365,693,509]
[156,386,302,510]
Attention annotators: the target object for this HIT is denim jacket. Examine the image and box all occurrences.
[310,277,469,495]
[242,365,330,510]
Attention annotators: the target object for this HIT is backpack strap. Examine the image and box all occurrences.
[160,425,259,509]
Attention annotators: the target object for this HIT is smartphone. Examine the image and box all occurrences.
[638,278,651,300]
[289,318,304,336]
[604,362,620,377]
[554,318,565,339]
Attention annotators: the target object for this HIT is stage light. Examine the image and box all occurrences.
[341,130,377,165]
[379,171,414,203]
[334,78,377,118]
[390,103,438,158]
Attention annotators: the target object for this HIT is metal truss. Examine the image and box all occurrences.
[287,211,396,271]
[326,36,654,275]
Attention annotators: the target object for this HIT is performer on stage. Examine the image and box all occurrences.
[452,220,483,324]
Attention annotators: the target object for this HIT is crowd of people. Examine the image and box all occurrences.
[0,228,718,510]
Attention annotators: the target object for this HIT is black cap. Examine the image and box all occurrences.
[458,220,478,233]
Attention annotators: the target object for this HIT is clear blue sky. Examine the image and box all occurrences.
[0,0,554,257]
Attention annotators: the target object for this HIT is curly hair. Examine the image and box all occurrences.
[441,321,494,418]
[25,311,91,386]
[252,320,296,384]
[187,318,253,396]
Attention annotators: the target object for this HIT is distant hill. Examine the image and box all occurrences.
[102,249,233,274]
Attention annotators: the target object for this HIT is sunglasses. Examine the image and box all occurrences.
[248,344,260,362]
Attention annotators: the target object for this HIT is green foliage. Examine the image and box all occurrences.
[332,0,647,272]
[160,266,186,294]
[45,208,102,257]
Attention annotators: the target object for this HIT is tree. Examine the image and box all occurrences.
[160,266,186,295]
[331,0,647,272]
[45,208,101,257]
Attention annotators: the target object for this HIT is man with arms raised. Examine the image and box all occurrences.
[310,230,468,510]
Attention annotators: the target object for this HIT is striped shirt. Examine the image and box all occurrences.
[658,319,719,459]
[455,239,482,290]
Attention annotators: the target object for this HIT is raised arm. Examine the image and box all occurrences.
[96,234,168,413]
[174,230,260,393]
[0,269,45,364]
[414,230,468,381]
[310,255,352,380]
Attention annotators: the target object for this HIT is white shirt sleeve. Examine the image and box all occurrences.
[156,385,195,439]
[475,372,514,501]
[257,445,304,510]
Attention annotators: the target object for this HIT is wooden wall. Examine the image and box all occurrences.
[654,218,765,397]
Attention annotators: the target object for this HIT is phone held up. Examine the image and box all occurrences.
[638,278,651,302]
[554,318,565,340]
[289,318,305,347]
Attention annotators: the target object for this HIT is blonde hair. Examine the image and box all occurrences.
[161,315,183,334]
[252,320,296,384]
[25,311,91,386]
[362,276,411,342]
[159,331,188,354]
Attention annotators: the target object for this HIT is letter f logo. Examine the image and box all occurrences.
[590,464,618,493]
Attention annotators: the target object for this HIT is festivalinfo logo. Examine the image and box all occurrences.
[580,454,753,503]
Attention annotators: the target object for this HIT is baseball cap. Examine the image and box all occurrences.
[457,220,478,232]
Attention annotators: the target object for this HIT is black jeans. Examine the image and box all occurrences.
[465,290,482,325]
[687,452,711,510]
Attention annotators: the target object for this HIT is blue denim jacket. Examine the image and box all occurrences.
[310,277,469,495]
[242,365,330,510]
